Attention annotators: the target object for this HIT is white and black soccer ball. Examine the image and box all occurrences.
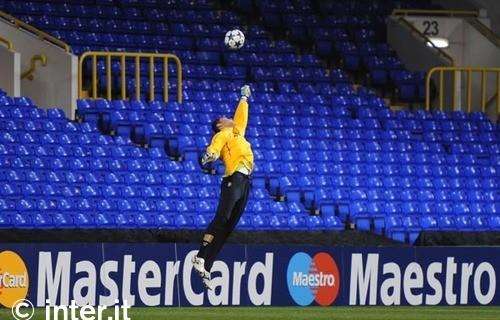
[224,29,245,50]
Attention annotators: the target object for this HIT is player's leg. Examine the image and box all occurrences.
[204,174,251,271]
[193,176,239,276]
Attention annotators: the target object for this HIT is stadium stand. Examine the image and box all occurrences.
[0,0,498,244]
[240,0,433,102]
[0,89,345,231]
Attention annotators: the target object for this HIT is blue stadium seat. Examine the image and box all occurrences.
[0,1,498,242]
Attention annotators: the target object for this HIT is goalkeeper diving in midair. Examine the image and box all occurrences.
[192,85,254,290]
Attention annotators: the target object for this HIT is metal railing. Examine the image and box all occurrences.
[0,35,13,50]
[466,17,500,47]
[396,17,455,66]
[79,51,183,103]
[21,54,47,80]
[0,10,70,52]
[392,9,478,17]
[426,67,500,114]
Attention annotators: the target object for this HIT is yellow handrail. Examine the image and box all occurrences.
[397,17,454,66]
[426,67,500,114]
[0,35,13,50]
[21,54,48,80]
[79,51,183,103]
[0,10,70,52]
[466,17,500,47]
[392,9,479,17]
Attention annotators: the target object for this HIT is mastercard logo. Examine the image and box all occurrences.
[0,251,29,308]
[287,252,340,306]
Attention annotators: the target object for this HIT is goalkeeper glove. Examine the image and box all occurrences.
[199,151,216,167]
[240,85,251,100]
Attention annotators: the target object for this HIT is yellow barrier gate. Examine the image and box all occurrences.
[79,51,183,103]
[426,67,500,114]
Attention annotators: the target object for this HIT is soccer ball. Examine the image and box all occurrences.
[224,29,245,50]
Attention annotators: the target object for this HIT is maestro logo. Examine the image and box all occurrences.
[287,252,340,306]
[0,251,29,308]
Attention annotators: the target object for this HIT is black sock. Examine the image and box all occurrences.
[197,240,211,259]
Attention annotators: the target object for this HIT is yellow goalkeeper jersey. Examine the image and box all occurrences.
[206,99,254,177]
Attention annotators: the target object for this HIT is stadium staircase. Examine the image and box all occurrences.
[0,0,498,244]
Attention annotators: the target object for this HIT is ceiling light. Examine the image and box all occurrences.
[426,37,449,48]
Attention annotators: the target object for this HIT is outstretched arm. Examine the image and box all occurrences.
[201,130,231,165]
[233,85,251,136]
[233,99,248,136]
